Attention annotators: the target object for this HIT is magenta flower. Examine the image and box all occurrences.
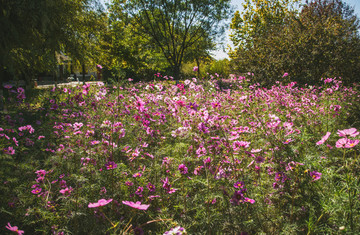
[31,187,42,195]
[234,181,245,189]
[274,172,286,183]
[316,132,331,145]
[232,141,250,151]
[337,128,359,137]
[162,177,171,191]
[164,226,187,235]
[282,72,289,78]
[104,161,117,170]
[161,177,177,194]
[203,157,212,166]
[133,172,142,178]
[125,181,134,186]
[193,166,204,175]
[336,138,349,148]
[178,164,188,174]
[122,201,150,210]
[147,182,156,192]
[309,171,322,181]
[230,190,245,205]
[88,198,113,208]
[35,169,47,177]
[345,139,359,148]
[193,66,199,72]
[211,102,221,108]
[3,146,15,155]
[244,197,255,204]
[5,222,24,234]
[59,187,73,196]
[186,102,199,111]
[196,146,207,157]
[135,186,144,196]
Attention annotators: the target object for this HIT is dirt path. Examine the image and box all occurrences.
[36,81,99,89]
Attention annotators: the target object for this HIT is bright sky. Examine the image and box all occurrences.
[99,0,360,60]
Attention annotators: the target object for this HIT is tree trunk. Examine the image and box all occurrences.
[82,64,86,84]
[54,70,58,88]
[173,64,181,84]
[59,64,64,81]
[196,57,201,78]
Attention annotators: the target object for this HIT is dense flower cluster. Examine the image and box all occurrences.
[1,76,359,234]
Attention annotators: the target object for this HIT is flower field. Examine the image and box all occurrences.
[1,75,360,234]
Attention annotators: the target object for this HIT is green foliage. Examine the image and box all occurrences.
[101,14,171,81]
[0,0,106,84]
[110,0,232,80]
[207,59,231,78]
[229,0,360,86]
[1,70,360,233]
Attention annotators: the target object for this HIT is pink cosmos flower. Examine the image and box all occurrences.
[244,197,255,204]
[125,181,134,187]
[5,222,24,234]
[234,181,245,189]
[147,182,156,192]
[88,198,113,208]
[309,171,322,181]
[232,141,250,151]
[59,187,73,196]
[31,187,42,195]
[193,166,203,175]
[122,201,150,210]
[196,146,207,157]
[316,132,331,145]
[335,138,359,148]
[178,164,188,174]
[3,146,15,155]
[336,138,348,148]
[148,195,160,200]
[35,169,47,177]
[176,100,186,107]
[345,139,359,148]
[133,172,142,178]
[104,161,117,170]
[337,128,359,137]
[282,72,289,78]
[193,66,198,72]
[135,186,144,196]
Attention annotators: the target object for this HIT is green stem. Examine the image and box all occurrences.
[346,173,354,231]
[205,166,210,234]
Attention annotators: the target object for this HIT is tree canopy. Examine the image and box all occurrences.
[229,0,360,86]
[110,0,232,80]
[0,0,105,84]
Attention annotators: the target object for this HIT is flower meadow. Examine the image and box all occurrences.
[1,75,360,234]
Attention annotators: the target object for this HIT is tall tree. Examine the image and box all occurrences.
[0,0,105,85]
[229,0,301,85]
[110,0,231,80]
[102,12,171,81]
[229,0,360,85]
